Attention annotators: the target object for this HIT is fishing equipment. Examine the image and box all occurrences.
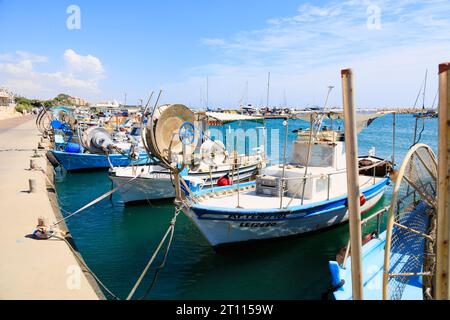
[81,127,117,154]
[383,144,437,300]
[64,142,81,154]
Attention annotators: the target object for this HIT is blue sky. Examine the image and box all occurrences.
[0,0,449,108]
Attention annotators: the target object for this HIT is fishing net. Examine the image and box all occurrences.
[385,144,437,300]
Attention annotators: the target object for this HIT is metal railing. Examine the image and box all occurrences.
[280,160,390,209]
[341,205,390,268]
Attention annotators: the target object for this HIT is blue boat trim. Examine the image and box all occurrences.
[51,150,150,171]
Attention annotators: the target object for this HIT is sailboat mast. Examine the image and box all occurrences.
[423,69,428,109]
[266,72,271,109]
[206,77,209,110]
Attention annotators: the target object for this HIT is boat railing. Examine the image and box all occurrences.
[280,160,390,208]
[341,205,391,269]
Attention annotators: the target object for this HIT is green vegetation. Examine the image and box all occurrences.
[13,93,79,113]
[15,104,33,114]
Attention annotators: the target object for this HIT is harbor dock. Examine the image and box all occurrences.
[0,116,102,300]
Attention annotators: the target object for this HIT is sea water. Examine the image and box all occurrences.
[55,114,438,300]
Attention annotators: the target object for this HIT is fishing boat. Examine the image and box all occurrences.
[328,143,437,300]
[180,112,391,247]
[109,153,264,203]
[49,124,149,171]
[109,106,266,203]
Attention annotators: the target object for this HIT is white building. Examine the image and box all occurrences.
[0,87,15,107]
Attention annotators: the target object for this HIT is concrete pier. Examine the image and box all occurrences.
[0,116,102,300]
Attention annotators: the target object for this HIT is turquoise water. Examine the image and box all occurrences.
[55,114,438,300]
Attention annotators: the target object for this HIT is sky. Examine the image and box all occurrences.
[0,0,449,108]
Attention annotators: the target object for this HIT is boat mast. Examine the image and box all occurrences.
[266,72,271,110]
[206,77,209,110]
[436,62,450,300]
[422,69,428,109]
[341,68,364,300]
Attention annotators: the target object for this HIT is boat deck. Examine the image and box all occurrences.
[196,175,383,209]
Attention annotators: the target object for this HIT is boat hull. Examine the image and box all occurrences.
[110,164,259,203]
[186,178,389,247]
[51,150,149,171]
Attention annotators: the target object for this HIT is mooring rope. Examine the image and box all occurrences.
[51,169,144,227]
[126,204,182,300]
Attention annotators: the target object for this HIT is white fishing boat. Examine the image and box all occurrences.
[109,153,264,203]
[180,113,391,247]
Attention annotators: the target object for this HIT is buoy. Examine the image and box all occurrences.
[217,174,232,187]
[359,193,366,207]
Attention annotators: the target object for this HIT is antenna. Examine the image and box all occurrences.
[315,85,335,135]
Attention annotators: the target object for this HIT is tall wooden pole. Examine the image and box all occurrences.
[437,62,450,300]
[341,68,363,300]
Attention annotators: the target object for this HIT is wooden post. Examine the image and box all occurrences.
[437,62,450,300]
[29,179,37,193]
[30,159,38,170]
[341,68,364,300]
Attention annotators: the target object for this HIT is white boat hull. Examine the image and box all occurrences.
[185,179,388,246]
[110,163,260,204]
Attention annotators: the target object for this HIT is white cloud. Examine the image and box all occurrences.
[0,49,105,99]
[176,0,450,108]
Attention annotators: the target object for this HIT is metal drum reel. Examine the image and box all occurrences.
[145,104,196,166]
[81,127,115,154]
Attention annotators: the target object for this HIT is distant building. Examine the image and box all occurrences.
[0,87,15,107]
[67,96,88,107]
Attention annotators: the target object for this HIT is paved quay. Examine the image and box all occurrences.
[0,116,101,300]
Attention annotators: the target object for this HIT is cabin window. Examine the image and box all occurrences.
[291,143,334,167]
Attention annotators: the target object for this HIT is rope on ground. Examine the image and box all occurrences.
[126,204,182,300]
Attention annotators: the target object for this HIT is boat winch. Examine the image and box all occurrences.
[81,127,120,154]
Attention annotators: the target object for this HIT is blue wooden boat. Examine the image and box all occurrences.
[50,150,150,171]
[328,201,431,300]
[328,143,438,300]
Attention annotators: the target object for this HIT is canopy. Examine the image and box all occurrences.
[291,110,385,133]
[205,111,264,125]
